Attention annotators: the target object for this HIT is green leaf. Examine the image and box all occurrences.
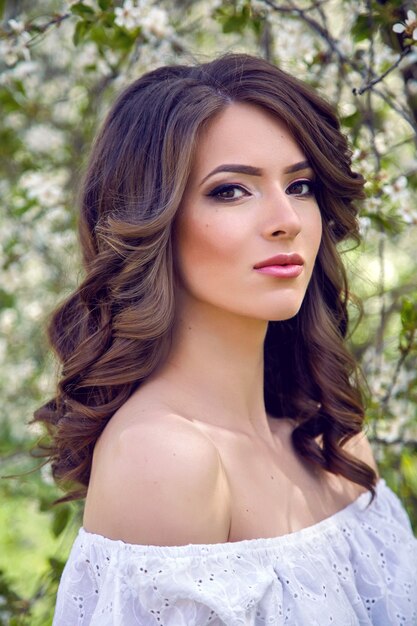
[222,15,245,33]
[340,110,361,129]
[400,298,417,332]
[70,2,96,20]
[89,23,121,47]
[0,289,14,310]
[73,19,92,46]
[351,13,372,43]
[48,557,66,582]
[401,452,417,495]
[96,26,135,51]
[213,1,256,35]
[51,505,71,537]
[0,569,21,603]
[98,0,112,9]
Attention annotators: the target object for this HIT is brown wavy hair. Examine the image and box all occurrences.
[33,53,378,503]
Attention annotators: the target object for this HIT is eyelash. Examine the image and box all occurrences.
[206,184,249,202]
[206,179,316,202]
[287,179,317,197]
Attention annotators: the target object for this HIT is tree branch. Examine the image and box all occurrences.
[261,0,366,75]
[260,0,417,135]
[353,47,412,96]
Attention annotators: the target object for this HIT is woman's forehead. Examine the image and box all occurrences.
[189,102,307,183]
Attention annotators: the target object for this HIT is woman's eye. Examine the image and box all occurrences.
[207,184,249,202]
[286,179,315,197]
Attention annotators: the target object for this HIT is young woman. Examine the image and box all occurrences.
[36,53,417,625]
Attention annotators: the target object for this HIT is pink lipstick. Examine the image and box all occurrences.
[253,253,304,278]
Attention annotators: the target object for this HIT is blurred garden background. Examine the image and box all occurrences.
[1,0,417,623]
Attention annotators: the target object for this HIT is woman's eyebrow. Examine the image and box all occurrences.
[199,160,311,186]
[283,160,311,174]
[199,164,261,186]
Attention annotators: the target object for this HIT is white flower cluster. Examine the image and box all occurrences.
[382,175,417,225]
[1,171,77,434]
[114,0,172,39]
[75,41,116,76]
[362,346,416,444]
[358,215,372,237]
[24,124,66,155]
[362,179,417,229]
[0,19,31,66]
[271,16,316,75]
[19,170,67,208]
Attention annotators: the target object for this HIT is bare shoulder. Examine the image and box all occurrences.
[343,428,380,478]
[83,413,231,545]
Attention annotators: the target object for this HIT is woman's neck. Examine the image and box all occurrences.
[149,295,272,437]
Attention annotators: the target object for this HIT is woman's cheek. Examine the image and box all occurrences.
[176,215,243,291]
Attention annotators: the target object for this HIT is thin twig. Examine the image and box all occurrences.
[27,15,70,48]
[1,12,71,45]
[353,47,412,96]
[372,84,417,135]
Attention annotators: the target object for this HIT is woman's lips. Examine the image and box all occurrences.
[253,253,304,278]
[254,264,303,278]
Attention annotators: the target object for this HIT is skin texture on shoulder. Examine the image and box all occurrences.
[83,413,232,546]
[344,430,380,478]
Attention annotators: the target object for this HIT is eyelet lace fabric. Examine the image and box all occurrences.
[53,479,417,625]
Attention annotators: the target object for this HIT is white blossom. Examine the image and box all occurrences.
[0,309,18,334]
[11,60,39,80]
[114,0,171,38]
[364,195,383,214]
[0,40,19,66]
[8,18,25,34]
[358,216,372,237]
[381,175,417,223]
[382,175,408,197]
[140,6,171,39]
[24,124,66,155]
[397,205,417,225]
[1,29,31,65]
[25,301,44,321]
[19,170,67,208]
[4,112,25,130]
[393,10,417,41]
[114,0,143,31]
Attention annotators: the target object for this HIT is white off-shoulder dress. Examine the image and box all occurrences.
[53,479,417,625]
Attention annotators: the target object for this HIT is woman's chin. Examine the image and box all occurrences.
[266,304,303,322]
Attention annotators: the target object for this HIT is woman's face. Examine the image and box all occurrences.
[174,102,322,323]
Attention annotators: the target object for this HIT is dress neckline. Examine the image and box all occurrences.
[78,478,385,558]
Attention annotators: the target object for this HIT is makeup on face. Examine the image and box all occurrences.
[175,102,322,323]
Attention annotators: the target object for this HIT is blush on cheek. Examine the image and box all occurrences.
[176,216,241,292]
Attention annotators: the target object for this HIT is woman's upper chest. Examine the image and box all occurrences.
[194,417,366,542]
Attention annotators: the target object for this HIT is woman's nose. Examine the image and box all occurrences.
[261,187,302,240]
